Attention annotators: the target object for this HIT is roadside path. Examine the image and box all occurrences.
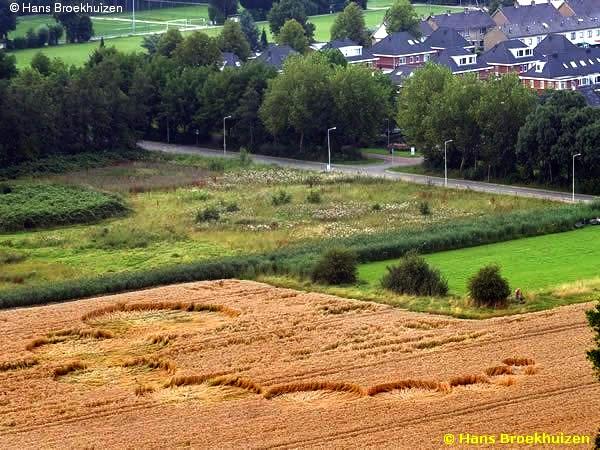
[139,141,598,203]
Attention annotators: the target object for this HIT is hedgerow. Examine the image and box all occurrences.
[0,184,128,232]
[1,201,599,308]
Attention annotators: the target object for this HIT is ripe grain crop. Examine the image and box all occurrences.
[0,280,596,448]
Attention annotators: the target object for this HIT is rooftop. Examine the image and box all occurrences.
[428,9,495,30]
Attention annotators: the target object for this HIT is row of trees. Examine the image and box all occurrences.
[0,24,393,165]
[398,64,600,193]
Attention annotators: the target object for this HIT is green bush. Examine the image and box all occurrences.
[419,201,431,216]
[0,183,12,194]
[0,184,128,232]
[271,190,292,206]
[224,201,240,212]
[207,159,226,172]
[306,190,322,204]
[196,206,220,222]
[239,148,252,166]
[380,252,448,296]
[311,248,357,285]
[372,203,381,211]
[468,265,511,308]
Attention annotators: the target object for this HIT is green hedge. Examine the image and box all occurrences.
[0,184,129,232]
[1,202,599,308]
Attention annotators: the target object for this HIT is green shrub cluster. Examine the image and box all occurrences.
[306,190,322,204]
[0,184,128,232]
[196,206,221,222]
[271,190,292,206]
[311,248,358,285]
[381,252,448,296]
[468,265,511,308]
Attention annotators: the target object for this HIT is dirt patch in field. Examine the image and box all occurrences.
[0,280,597,448]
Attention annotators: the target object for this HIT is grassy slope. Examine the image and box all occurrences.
[10,4,457,67]
[358,227,600,295]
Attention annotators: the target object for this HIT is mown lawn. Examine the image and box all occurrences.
[0,155,552,293]
[359,227,600,296]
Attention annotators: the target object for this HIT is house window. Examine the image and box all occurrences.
[398,57,405,64]
[597,29,600,36]
[460,57,467,65]
[527,38,533,45]
[408,56,413,63]
[579,31,584,38]
[517,50,524,57]
[540,80,545,89]
[588,30,593,38]
[581,77,589,85]
[596,75,600,83]
[415,55,420,62]
[571,32,576,39]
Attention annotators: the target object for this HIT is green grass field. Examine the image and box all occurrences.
[359,227,600,295]
[9,3,460,67]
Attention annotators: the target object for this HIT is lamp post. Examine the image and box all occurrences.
[385,119,392,164]
[572,153,581,202]
[327,127,336,172]
[223,115,232,154]
[195,129,199,146]
[444,139,453,187]
[132,0,136,33]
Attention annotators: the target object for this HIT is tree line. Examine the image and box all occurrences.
[398,64,600,194]
[0,23,394,166]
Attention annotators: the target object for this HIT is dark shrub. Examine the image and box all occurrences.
[271,190,292,206]
[207,159,225,172]
[306,190,322,204]
[372,203,381,211]
[311,248,357,285]
[419,201,431,216]
[196,206,220,222]
[224,201,239,212]
[0,184,11,194]
[380,252,448,296]
[468,265,510,308]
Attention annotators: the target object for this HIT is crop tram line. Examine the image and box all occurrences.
[265,381,600,449]
[260,320,588,385]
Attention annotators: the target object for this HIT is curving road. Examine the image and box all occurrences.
[139,140,598,203]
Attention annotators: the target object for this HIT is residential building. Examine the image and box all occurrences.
[559,0,600,18]
[486,2,600,49]
[578,83,600,106]
[432,46,491,78]
[426,26,474,50]
[220,52,241,70]
[426,9,495,48]
[254,44,297,71]
[533,32,579,56]
[520,46,600,92]
[320,39,379,65]
[370,32,436,69]
[481,39,538,75]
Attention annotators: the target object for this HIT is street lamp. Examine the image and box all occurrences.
[132,0,136,33]
[327,127,336,172]
[444,139,453,187]
[572,153,581,202]
[223,115,232,154]
[195,129,199,146]
[385,119,392,164]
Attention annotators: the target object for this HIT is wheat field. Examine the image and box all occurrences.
[0,280,598,448]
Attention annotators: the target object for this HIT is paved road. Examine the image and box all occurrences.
[139,141,598,203]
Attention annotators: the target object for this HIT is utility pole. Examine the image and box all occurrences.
[223,115,232,154]
[327,127,336,172]
[444,139,453,188]
[572,153,581,202]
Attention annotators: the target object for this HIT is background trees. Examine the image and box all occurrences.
[208,0,238,24]
[277,19,309,53]
[172,32,222,67]
[330,2,369,46]
[383,0,420,35]
[219,20,251,60]
[0,0,16,41]
[268,0,315,40]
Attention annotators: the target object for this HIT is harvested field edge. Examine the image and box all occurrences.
[1,202,600,309]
